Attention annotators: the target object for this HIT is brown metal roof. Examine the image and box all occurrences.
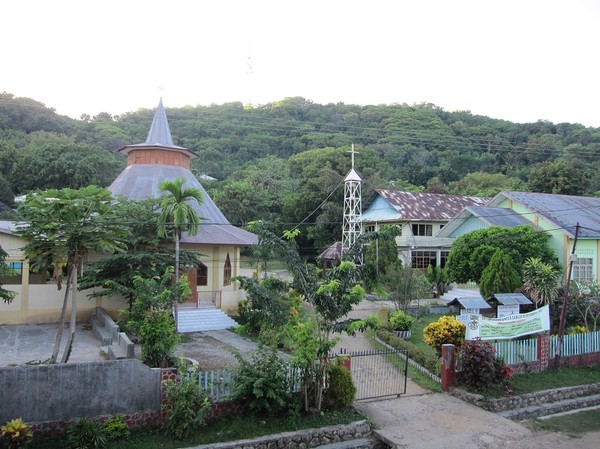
[372,190,489,221]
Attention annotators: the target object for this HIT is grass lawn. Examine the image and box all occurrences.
[530,408,600,437]
[29,409,365,449]
[406,314,445,357]
[240,256,288,272]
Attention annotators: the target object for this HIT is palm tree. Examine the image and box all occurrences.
[157,177,203,331]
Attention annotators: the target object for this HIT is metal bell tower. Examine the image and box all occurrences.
[342,144,363,258]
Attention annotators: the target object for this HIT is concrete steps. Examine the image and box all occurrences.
[498,393,600,421]
[177,308,239,333]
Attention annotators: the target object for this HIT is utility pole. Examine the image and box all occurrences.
[555,222,580,369]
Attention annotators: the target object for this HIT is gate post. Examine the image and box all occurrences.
[441,344,456,391]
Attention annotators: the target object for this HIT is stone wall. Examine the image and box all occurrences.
[451,382,600,412]
[195,421,376,449]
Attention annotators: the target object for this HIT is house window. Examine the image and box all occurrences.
[364,224,376,233]
[411,224,433,236]
[223,253,232,286]
[440,251,450,268]
[573,257,593,281]
[197,262,208,286]
[412,251,437,269]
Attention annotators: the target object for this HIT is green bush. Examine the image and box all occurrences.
[376,329,441,376]
[230,346,293,416]
[162,374,212,440]
[423,316,465,356]
[1,418,33,449]
[139,307,181,368]
[67,418,106,449]
[101,416,129,441]
[456,339,514,390]
[325,364,356,408]
[388,310,413,331]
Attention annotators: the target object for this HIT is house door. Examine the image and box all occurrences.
[185,267,198,305]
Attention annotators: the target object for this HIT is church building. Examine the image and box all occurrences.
[109,99,257,317]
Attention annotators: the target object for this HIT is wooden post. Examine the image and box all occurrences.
[441,344,456,391]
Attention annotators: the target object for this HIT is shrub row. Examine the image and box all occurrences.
[376,329,441,376]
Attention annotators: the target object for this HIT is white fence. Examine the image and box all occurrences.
[490,330,600,365]
[491,338,538,365]
[549,330,600,357]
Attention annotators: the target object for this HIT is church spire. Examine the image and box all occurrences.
[145,98,174,147]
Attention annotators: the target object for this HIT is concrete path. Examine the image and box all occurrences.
[334,299,600,449]
[0,322,107,366]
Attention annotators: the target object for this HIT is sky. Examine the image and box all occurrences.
[2,0,600,127]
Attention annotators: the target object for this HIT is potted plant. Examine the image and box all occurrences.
[389,310,413,339]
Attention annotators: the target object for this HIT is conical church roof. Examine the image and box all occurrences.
[109,99,257,246]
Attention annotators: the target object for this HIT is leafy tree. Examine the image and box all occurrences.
[239,224,370,411]
[0,246,17,303]
[380,264,431,312]
[10,142,124,194]
[157,177,203,331]
[361,225,402,291]
[79,197,200,307]
[522,257,560,307]
[447,172,524,197]
[479,248,522,298]
[445,226,557,284]
[139,307,181,368]
[17,186,129,363]
[426,265,448,298]
[527,159,587,195]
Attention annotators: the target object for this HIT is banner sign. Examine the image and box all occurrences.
[465,305,550,340]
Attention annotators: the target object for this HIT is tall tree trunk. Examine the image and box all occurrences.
[50,264,73,363]
[61,259,79,363]
[174,235,180,333]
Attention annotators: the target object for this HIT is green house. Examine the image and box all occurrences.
[438,191,600,282]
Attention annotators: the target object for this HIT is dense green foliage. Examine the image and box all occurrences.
[67,418,107,449]
[3,92,600,255]
[325,365,356,408]
[139,307,181,368]
[230,346,294,416]
[0,247,17,304]
[388,310,413,331]
[445,226,557,284]
[478,248,522,298]
[162,374,211,440]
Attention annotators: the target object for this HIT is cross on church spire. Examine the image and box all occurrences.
[348,143,359,170]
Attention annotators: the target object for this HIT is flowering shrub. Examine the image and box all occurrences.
[423,316,465,355]
[570,280,600,332]
[457,338,513,390]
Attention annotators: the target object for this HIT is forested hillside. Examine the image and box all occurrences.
[1,92,599,253]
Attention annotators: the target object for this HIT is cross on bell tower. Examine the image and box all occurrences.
[342,144,363,259]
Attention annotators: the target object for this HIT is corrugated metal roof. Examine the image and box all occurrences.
[117,99,196,156]
[466,206,534,227]
[490,191,600,238]
[145,98,174,147]
[108,164,257,246]
[489,293,533,305]
[368,190,489,221]
[447,297,491,309]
